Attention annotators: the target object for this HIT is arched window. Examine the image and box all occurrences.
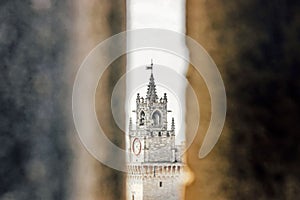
[152,110,161,126]
[139,111,145,126]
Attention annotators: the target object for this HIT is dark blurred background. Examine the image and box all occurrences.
[0,0,299,199]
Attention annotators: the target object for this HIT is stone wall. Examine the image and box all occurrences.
[143,176,182,200]
[147,135,174,162]
[127,164,184,200]
[185,0,300,199]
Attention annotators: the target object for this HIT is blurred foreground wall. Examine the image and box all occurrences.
[185,0,300,199]
[0,0,126,199]
[0,0,71,199]
[69,0,126,199]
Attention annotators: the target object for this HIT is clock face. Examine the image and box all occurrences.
[132,138,141,156]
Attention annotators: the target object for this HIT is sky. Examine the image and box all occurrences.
[126,0,188,143]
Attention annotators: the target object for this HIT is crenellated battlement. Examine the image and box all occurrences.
[128,163,185,178]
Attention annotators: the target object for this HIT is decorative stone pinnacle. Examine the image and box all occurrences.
[129,117,132,130]
[171,117,175,131]
[163,93,168,103]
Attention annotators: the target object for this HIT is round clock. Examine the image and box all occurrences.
[132,138,141,155]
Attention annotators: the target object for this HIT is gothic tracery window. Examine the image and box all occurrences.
[152,110,161,126]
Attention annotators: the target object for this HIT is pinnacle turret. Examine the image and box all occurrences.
[171,117,175,131]
[129,117,132,130]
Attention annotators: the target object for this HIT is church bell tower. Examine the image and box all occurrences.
[127,62,185,200]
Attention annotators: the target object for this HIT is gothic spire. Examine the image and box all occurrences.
[146,60,158,102]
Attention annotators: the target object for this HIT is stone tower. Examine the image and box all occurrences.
[127,63,185,200]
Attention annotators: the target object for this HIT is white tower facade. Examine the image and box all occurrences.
[127,64,185,200]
